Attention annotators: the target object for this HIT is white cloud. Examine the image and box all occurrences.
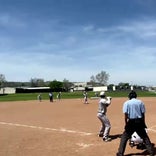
[1,5,156,85]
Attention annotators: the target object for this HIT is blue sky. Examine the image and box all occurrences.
[1,0,156,86]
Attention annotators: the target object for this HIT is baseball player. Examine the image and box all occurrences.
[37,93,42,102]
[97,91,112,142]
[129,131,146,149]
[83,91,88,104]
[49,92,53,102]
[57,92,61,100]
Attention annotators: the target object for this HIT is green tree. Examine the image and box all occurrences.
[108,84,115,90]
[118,82,130,90]
[49,80,63,91]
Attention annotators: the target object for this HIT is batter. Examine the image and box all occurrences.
[97,91,112,142]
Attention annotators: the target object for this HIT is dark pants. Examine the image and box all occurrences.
[50,96,53,102]
[117,119,154,156]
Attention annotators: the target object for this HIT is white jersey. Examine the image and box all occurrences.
[98,98,111,115]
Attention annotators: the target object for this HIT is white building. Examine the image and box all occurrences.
[0,87,16,94]
[93,86,108,92]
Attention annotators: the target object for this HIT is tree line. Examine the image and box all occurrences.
[0,71,146,92]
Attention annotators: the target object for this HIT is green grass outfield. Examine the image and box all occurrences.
[0,91,156,102]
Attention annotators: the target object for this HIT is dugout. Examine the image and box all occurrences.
[16,87,52,93]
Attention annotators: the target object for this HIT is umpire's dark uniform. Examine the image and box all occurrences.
[116,91,154,156]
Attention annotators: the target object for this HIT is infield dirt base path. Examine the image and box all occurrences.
[0,97,155,156]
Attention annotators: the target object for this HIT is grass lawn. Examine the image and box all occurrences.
[0,90,155,102]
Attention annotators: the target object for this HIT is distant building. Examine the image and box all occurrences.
[93,86,108,92]
[71,82,109,92]
[0,87,16,94]
[71,82,87,91]
[16,87,51,93]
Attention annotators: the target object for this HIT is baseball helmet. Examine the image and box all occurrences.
[100,91,105,96]
[131,132,143,144]
[128,91,137,99]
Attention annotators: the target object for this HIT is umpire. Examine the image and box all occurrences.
[116,91,154,156]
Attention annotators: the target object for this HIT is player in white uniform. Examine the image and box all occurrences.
[83,91,88,104]
[97,91,112,142]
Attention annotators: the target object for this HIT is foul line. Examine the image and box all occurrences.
[0,121,92,136]
[148,125,156,133]
[148,128,156,133]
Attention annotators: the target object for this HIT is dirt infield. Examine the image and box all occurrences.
[0,97,156,156]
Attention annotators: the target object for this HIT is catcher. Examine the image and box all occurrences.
[97,91,112,142]
[129,130,146,150]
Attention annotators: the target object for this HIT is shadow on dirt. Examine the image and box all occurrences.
[110,134,122,140]
[124,143,155,156]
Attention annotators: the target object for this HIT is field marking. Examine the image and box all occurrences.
[0,121,92,136]
[148,125,156,133]
[148,128,156,133]
[76,143,94,148]
[148,125,156,129]
[75,143,94,152]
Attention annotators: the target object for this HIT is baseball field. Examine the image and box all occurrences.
[0,97,155,156]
